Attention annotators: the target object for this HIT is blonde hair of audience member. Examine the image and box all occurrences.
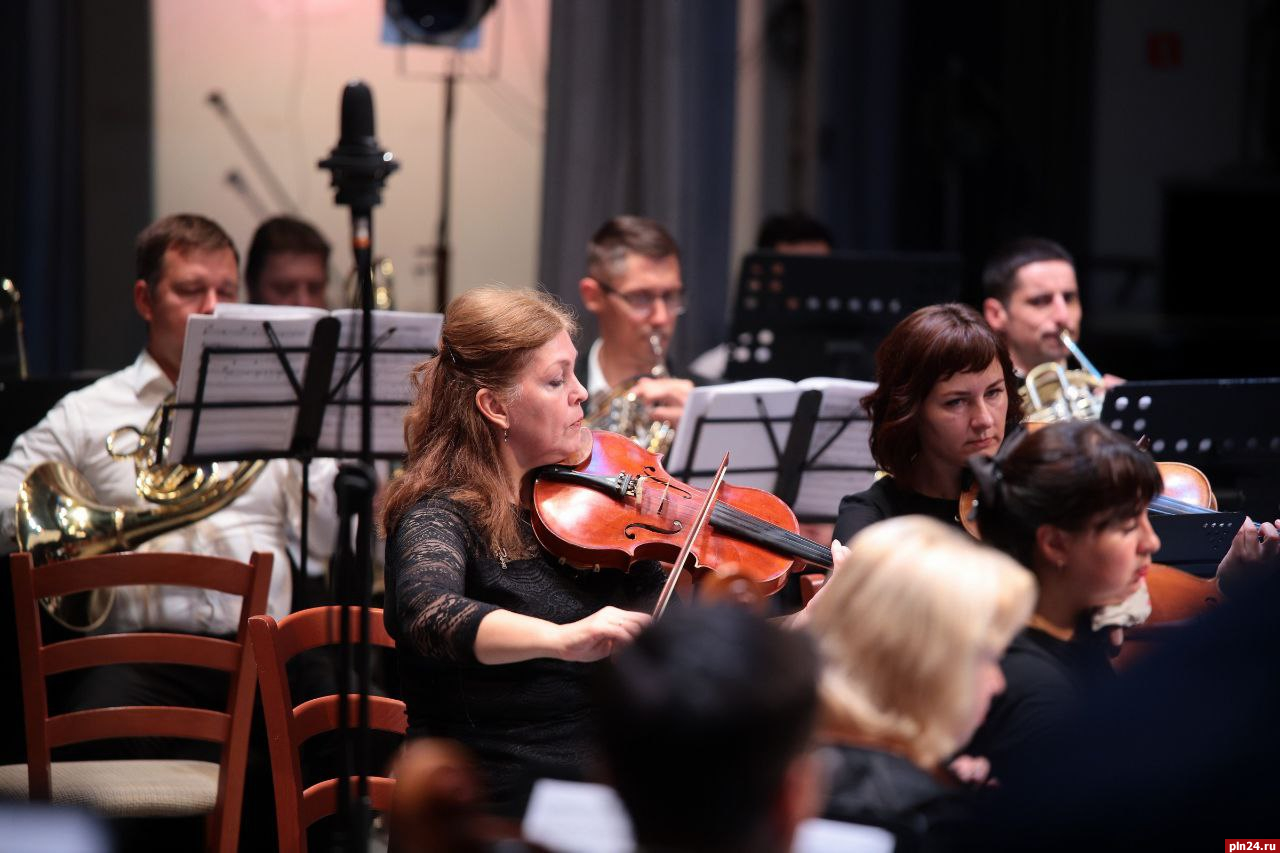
[807,516,1036,769]
[380,287,577,557]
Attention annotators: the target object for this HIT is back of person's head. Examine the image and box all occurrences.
[807,516,1035,768]
[862,303,1019,479]
[981,237,1073,304]
[755,212,833,252]
[244,215,331,301]
[135,213,237,292]
[971,421,1161,569]
[596,605,820,853]
[380,287,576,549]
[585,215,679,282]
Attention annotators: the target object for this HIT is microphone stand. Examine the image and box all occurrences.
[318,80,399,853]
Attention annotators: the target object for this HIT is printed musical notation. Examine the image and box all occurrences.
[167,304,441,462]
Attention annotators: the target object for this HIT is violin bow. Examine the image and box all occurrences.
[652,450,730,620]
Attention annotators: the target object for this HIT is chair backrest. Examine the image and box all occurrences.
[9,550,273,853]
[249,606,405,853]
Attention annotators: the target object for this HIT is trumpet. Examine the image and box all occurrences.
[584,334,676,455]
[15,396,265,632]
[1019,330,1106,423]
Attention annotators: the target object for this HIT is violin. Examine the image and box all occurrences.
[1124,460,1223,656]
[529,430,833,598]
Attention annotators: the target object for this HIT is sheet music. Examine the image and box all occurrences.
[170,306,326,460]
[665,381,803,490]
[794,377,878,519]
[521,778,893,853]
[167,305,441,462]
[664,377,878,522]
[317,310,442,455]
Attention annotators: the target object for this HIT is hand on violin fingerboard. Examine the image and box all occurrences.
[1215,516,1280,597]
[785,539,849,630]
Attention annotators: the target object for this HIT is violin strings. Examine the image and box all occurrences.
[640,487,830,564]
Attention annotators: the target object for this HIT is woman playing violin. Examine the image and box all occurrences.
[381,287,661,816]
[833,303,1020,543]
[963,420,1279,776]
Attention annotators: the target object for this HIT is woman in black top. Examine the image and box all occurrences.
[961,421,1163,776]
[962,420,1280,784]
[833,304,1021,543]
[805,515,1035,851]
[381,287,661,816]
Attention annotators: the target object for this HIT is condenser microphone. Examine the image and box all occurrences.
[318,80,399,211]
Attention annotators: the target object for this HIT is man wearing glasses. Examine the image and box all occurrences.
[577,215,694,427]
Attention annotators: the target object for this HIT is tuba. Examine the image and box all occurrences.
[583,334,676,455]
[15,395,266,632]
[1019,330,1106,423]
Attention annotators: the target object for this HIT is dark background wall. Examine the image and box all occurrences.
[0,0,151,379]
[3,0,1276,382]
[801,0,1278,380]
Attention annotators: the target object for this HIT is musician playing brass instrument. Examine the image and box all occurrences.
[0,215,334,641]
[576,216,695,448]
[980,237,1124,390]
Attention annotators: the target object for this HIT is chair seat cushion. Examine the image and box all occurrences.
[0,759,221,817]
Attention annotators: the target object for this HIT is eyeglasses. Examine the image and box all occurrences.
[596,279,687,316]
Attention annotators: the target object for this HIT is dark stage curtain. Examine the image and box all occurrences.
[538,0,739,371]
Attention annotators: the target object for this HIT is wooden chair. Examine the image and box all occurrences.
[248,606,406,853]
[0,550,272,853]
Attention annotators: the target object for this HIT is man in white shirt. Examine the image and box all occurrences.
[576,215,695,428]
[0,214,325,635]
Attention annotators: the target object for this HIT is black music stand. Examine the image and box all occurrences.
[161,314,437,568]
[1149,512,1247,578]
[1101,378,1280,517]
[666,379,878,525]
[722,251,962,381]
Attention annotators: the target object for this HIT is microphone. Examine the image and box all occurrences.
[318,80,399,212]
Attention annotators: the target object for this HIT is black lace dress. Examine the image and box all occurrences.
[383,494,665,816]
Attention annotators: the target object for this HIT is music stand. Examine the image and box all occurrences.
[160,307,441,577]
[1101,378,1280,517]
[722,251,962,381]
[666,378,878,526]
[1149,512,1247,578]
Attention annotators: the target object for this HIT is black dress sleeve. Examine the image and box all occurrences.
[386,497,501,664]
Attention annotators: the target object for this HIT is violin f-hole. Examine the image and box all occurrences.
[623,520,683,540]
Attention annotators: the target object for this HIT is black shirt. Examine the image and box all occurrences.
[963,626,1116,778]
[833,476,961,543]
[383,495,665,816]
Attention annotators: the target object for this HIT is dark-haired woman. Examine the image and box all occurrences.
[381,287,662,816]
[833,303,1021,543]
[963,420,1280,776]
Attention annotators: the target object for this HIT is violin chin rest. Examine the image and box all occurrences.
[559,427,595,468]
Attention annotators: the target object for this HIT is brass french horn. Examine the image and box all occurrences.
[1019,330,1106,423]
[583,334,676,455]
[15,395,265,632]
